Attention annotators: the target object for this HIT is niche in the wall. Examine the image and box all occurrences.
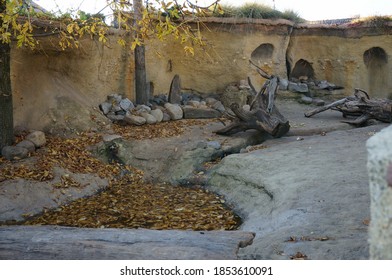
[290,59,315,80]
[363,47,388,67]
[363,47,388,97]
[251,43,274,62]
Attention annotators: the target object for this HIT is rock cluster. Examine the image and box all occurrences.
[99,93,225,126]
[1,131,46,161]
[280,77,342,93]
[280,77,344,106]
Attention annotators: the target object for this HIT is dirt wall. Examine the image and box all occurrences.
[10,18,392,132]
[145,19,293,95]
[11,33,134,132]
[289,24,392,98]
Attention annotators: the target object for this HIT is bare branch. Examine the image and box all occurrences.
[249,60,271,80]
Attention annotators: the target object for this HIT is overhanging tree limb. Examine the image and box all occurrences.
[0,0,221,147]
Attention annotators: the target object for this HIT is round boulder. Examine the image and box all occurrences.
[26,131,46,148]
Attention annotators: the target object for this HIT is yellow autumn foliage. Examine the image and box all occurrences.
[0,0,221,55]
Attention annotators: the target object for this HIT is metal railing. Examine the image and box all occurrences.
[306,16,360,25]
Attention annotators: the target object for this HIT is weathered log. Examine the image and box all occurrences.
[304,98,349,117]
[305,88,392,125]
[216,62,290,137]
[0,226,255,260]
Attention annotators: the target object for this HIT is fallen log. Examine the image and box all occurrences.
[305,88,392,125]
[215,61,290,137]
[0,225,255,260]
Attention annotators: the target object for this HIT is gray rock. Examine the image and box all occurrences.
[367,125,392,259]
[119,98,134,111]
[183,106,221,119]
[307,81,316,89]
[181,93,201,104]
[140,112,157,124]
[279,78,289,91]
[317,80,335,90]
[288,82,309,93]
[112,105,122,113]
[150,95,167,106]
[15,140,36,153]
[107,94,122,104]
[205,97,218,106]
[211,101,226,113]
[1,146,29,160]
[299,96,313,104]
[106,113,125,122]
[187,100,200,108]
[26,131,46,148]
[207,141,221,150]
[312,98,326,106]
[136,104,151,113]
[150,109,163,122]
[124,114,146,126]
[168,74,182,104]
[164,103,183,120]
[99,102,112,115]
[162,112,171,122]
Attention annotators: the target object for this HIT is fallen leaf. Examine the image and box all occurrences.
[290,252,308,260]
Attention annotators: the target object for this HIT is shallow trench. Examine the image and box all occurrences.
[1,121,267,233]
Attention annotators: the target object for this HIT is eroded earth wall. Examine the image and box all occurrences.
[10,19,392,131]
[289,25,392,98]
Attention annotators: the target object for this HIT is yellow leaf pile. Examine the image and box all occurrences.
[1,122,241,231]
[25,181,240,230]
[112,119,216,140]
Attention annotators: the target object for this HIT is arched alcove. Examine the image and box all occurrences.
[290,59,315,80]
[363,47,388,67]
[363,47,388,97]
[251,43,274,61]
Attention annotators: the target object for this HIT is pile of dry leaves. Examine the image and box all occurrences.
[112,119,215,140]
[1,120,241,230]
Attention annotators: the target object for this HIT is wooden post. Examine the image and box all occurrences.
[133,0,148,105]
[0,2,14,149]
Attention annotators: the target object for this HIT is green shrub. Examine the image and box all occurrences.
[212,2,304,22]
[238,3,280,19]
[281,9,306,23]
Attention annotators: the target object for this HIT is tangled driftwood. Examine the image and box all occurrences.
[305,88,392,125]
[215,61,290,137]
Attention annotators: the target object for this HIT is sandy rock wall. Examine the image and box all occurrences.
[289,25,392,98]
[11,33,134,132]
[10,19,392,132]
[146,19,293,95]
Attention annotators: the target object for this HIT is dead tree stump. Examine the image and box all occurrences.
[215,61,290,137]
[305,88,392,125]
